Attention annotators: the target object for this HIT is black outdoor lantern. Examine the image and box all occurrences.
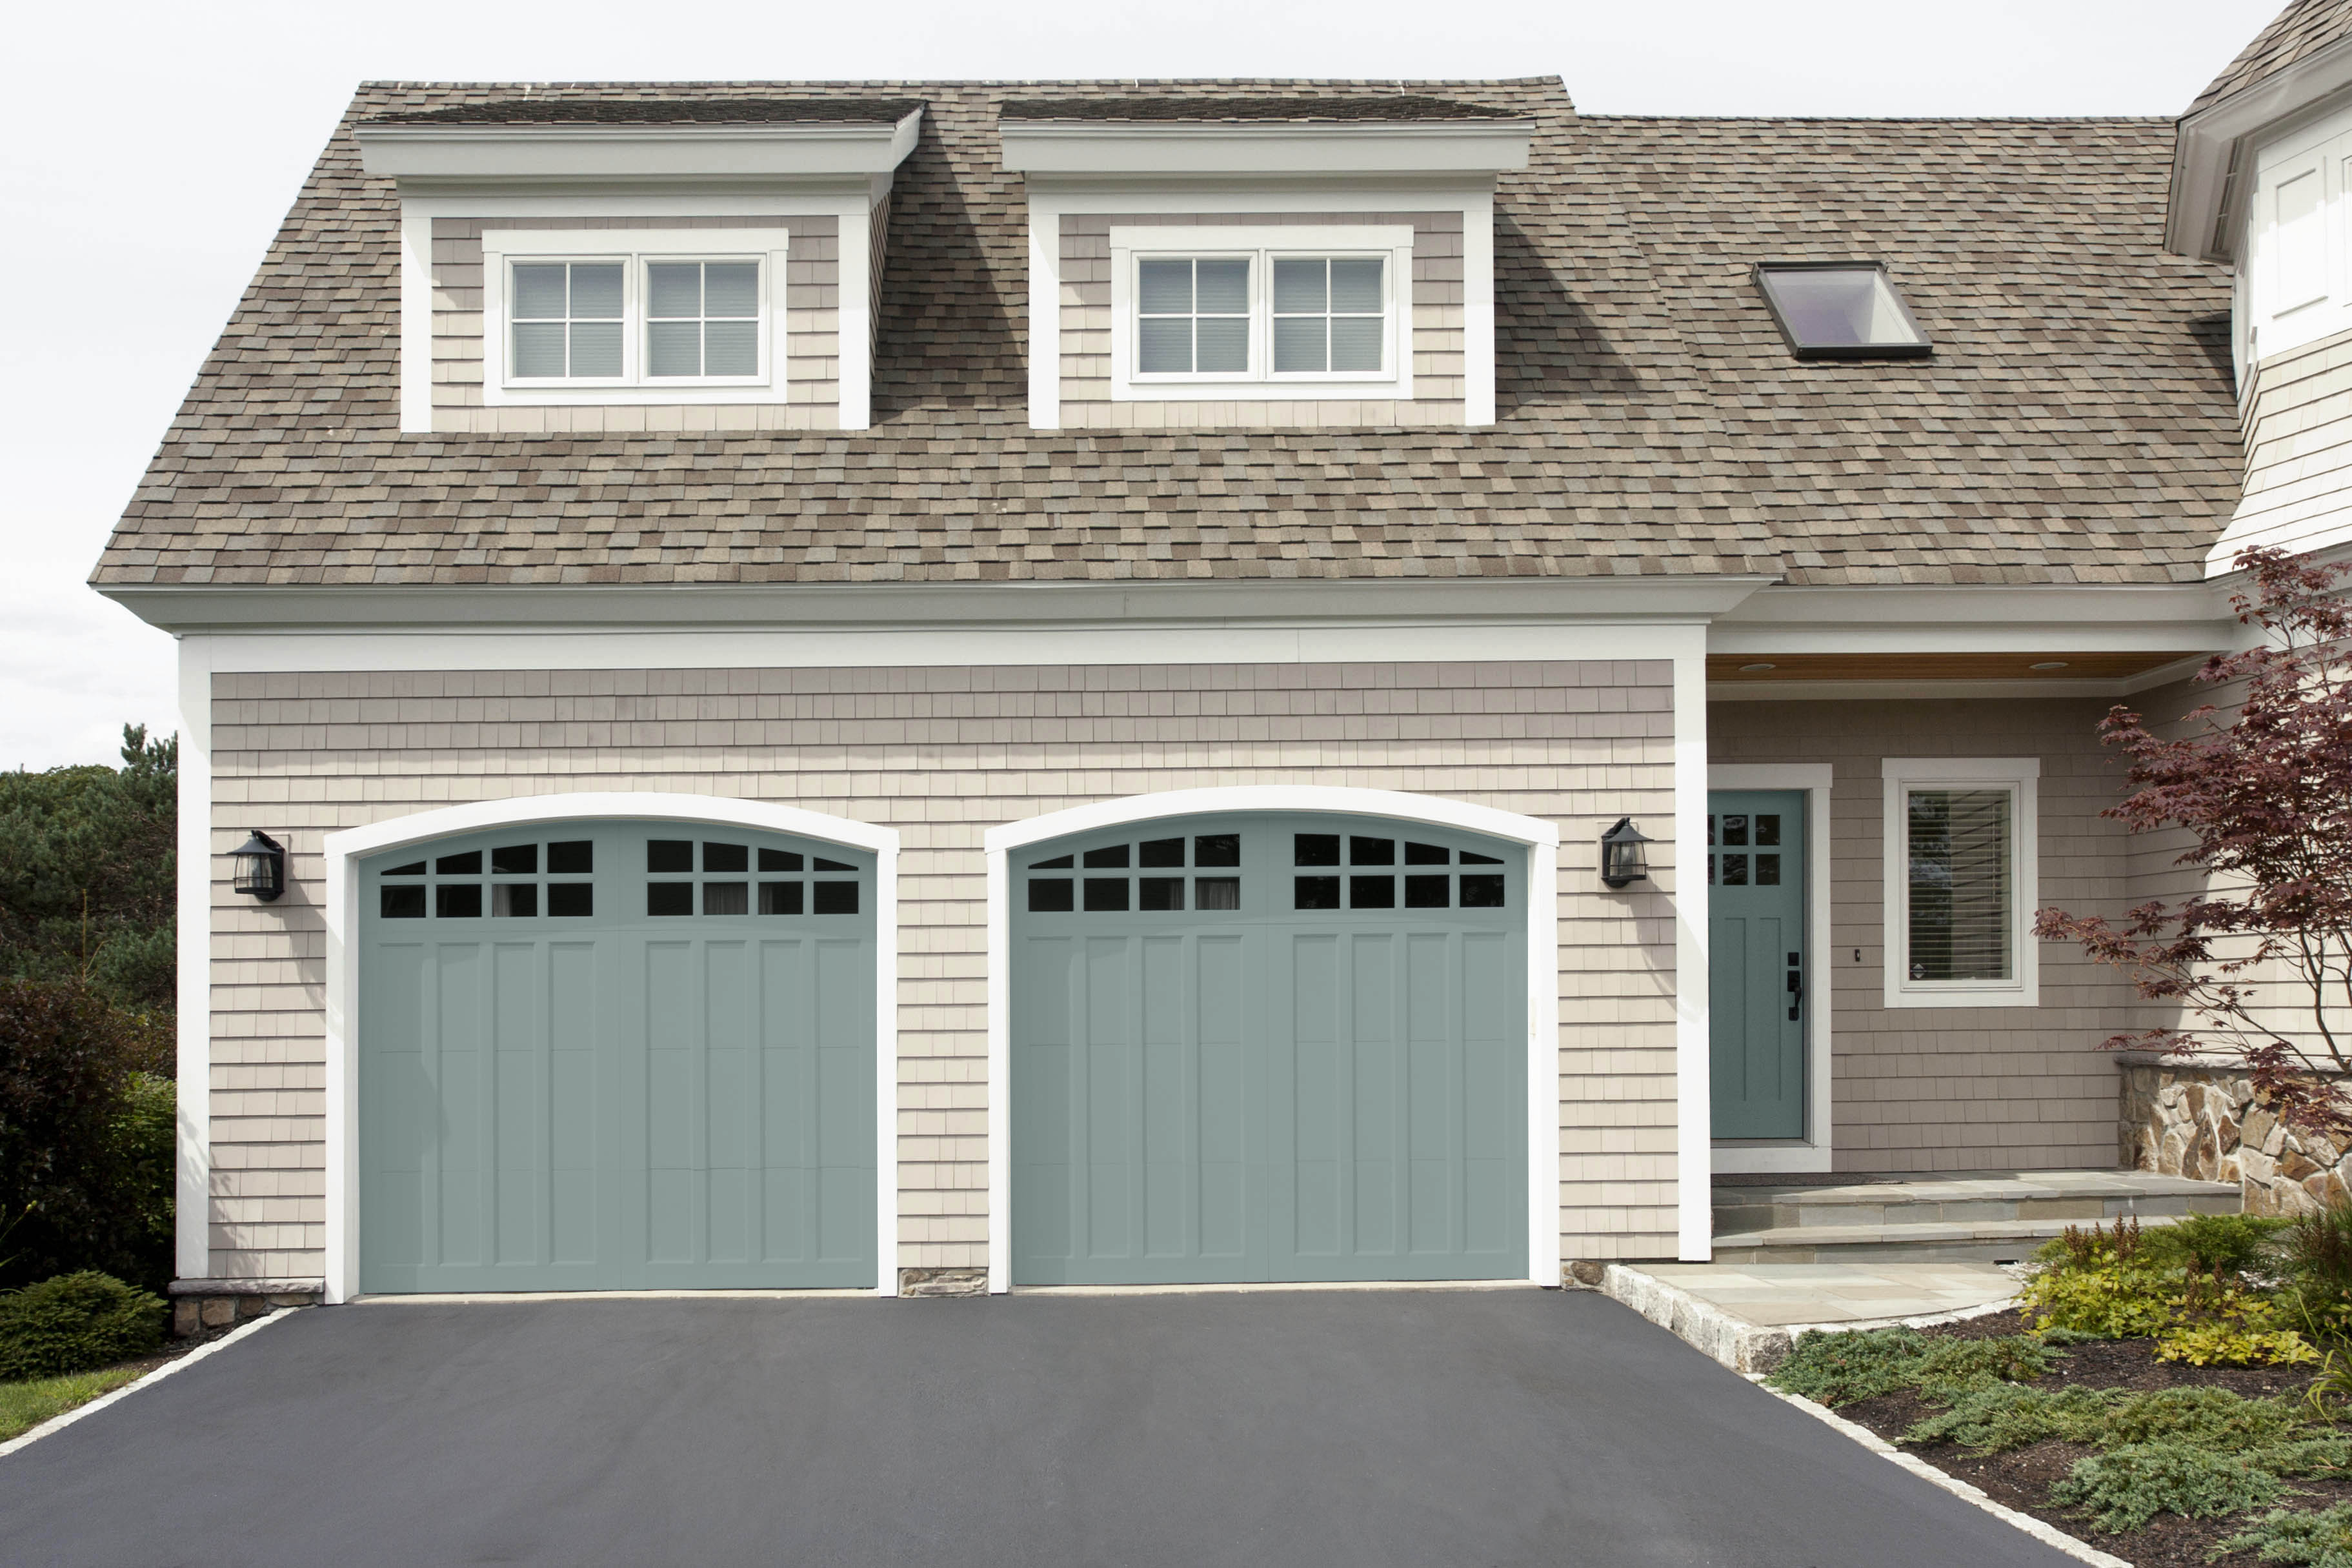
[1598,818,1652,890]
[228,830,286,902]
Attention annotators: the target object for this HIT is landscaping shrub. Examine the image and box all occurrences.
[2222,1502,2352,1567]
[0,1272,164,1380]
[1767,1326,1936,1405]
[2142,1212,2294,1278]
[2049,1442,2287,1534]
[2024,1216,2320,1364]
[2024,1218,2184,1339]
[1904,1383,2315,1456]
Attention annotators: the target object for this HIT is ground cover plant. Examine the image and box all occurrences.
[1764,1207,2352,1566]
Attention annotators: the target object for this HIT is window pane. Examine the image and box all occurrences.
[1194,317,1248,374]
[1028,879,1074,913]
[647,261,700,319]
[1138,317,1191,373]
[548,840,592,874]
[813,882,859,914]
[1083,878,1129,912]
[547,883,592,918]
[648,883,693,917]
[647,321,699,377]
[1350,837,1394,865]
[1329,257,1383,312]
[437,884,483,919]
[1294,834,1340,865]
[703,842,748,872]
[1138,259,1192,314]
[758,847,803,872]
[1350,875,1395,909]
[381,885,427,919]
[1138,837,1185,867]
[1405,841,1449,865]
[704,319,758,376]
[1195,876,1240,910]
[703,262,758,317]
[1294,876,1340,910]
[1908,789,2013,981]
[1460,874,1505,907]
[1330,317,1382,374]
[1272,257,1325,313]
[1194,834,1240,867]
[648,840,694,872]
[759,881,804,915]
[1273,316,1326,373]
[512,263,568,319]
[1406,875,1449,908]
[492,883,538,918]
[513,322,567,376]
[569,263,623,319]
[437,851,482,875]
[492,844,538,875]
[1083,844,1130,869]
[1195,258,1249,313]
[703,881,749,916]
[570,321,621,377]
[1139,877,1185,910]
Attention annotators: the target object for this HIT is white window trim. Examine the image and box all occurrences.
[1880,758,2040,1010]
[1107,225,1416,403]
[1707,765,1834,1174]
[480,228,792,406]
[980,786,1560,1294]
[319,792,901,1303]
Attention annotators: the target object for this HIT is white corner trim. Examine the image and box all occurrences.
[1463,188,1496,425]
[1105,225,1416,403]
[0,1306,299,1463]
[1672,645,1712,1259]
[1707,764,1834,1176]
[174,636,214,1282]
[399,208,434,434]
[980,785,1563,1296]
[1029,191,1062,429]
[1880,758,2041,1012]
[834,194,872,430]
[318,792,902,1303]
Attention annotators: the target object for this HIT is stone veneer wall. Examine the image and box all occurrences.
[199,658,1683,1286]
[2120,1060,2352,1214]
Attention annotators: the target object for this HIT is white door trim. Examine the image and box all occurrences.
[1705,765,1836,1174]
[980,785,1563,1294]
[319,792,901,1304]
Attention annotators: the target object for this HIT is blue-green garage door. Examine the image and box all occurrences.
[357,820,876,1293]
[1011,812,1527,1286]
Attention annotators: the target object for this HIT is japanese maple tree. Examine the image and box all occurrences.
[2035,547,2352,1132]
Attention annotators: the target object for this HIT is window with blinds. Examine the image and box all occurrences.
[1905,788,2013,982]
[489,234,780,393]
[1137,258,1251,374]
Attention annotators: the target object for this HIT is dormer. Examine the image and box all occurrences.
[1001,97,1533,431]
[356,98,923,435]
[2168,1,2352,570]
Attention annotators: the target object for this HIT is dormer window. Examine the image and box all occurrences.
[485,232,788,397]
[1110,226,1414,401]
[1754,262,1932,359]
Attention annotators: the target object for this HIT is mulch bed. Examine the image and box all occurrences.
[1823,1307,2352,1568]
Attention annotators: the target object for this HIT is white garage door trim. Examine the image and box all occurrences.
[982,785,1562,1295]
[322,792,900,1303]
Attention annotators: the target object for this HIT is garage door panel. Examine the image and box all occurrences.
[1012,812,1526,1287]
[359,819,878,1293]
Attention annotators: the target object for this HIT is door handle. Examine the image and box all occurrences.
[1785,960,1802,1022]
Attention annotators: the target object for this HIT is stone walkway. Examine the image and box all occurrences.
[1600,1261,2021,1372]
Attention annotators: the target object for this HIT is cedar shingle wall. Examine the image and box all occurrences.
[430,215,841,434]
[2221,324,2352,559]
[1058,211,1467,427]
[1710,697,2135,1172]
[201,659,1680,1281]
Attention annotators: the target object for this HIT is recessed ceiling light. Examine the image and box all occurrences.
[2029,661,2069,671]
[1738,662,1777,673]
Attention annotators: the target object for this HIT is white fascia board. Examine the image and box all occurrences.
[357,108,923,183]
[101,574,1774,636]
[1000,119,1532,177]
[2170,43,2352,260]
[1709,583,2238,653]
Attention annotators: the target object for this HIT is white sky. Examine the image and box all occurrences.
[0,0,2282,770]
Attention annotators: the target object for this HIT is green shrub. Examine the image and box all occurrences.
[2221,1503,2352,1567]
[1767,1326,1935,1405]
[2141,1212,2293,1278]
[2049,1441,2286,1534]
[1904,1383,2314,1456]
[2024,1219,2184,1338]
[0,1272,165,1380]
[1911,1334,2060,1395]
[1904,1383,2124,1452]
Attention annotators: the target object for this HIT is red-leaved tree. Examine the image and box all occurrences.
[2035,547,2352,1133]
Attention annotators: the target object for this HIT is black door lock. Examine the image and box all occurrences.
[1785,954,1802,1021]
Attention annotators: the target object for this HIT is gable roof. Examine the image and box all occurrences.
[90,79,2241,594]
[2188,0,2352,117]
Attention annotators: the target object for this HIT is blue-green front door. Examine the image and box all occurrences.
[1708,791,1807,1140]
[1010,813,1527,1286]
[357,820,876,1292]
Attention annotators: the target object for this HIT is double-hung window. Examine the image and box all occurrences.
[1109,225,1415,401]
[1881,758,2040,1008]
[480,228,791,405]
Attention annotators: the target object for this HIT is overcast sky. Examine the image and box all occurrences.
[0,0,2283,772]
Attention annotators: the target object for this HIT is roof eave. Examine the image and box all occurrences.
[999,119,1534,177]
[354,106,925,183]
[2168,35,2352,261]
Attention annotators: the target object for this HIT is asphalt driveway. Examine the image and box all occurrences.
[0,1287,2080,1567]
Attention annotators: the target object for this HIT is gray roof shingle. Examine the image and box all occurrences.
[2188,0,2352,117]
[90,79,2242,592]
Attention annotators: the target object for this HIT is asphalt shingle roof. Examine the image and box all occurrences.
[90,79,2242,592]
[997,95,1518,121]
[2188,0,2352,116]
[374,97,923,125]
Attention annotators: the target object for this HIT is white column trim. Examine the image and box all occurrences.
[835,194,873,430]
[399,208,434,434]
[1028,190,1063,430]
[1673,639,1713,1260]
[1463,187,1496,425]
[979,784,1563,1295]
[174,636,214,1281]
[317,792,901,1304]
[1707,763,1836,1176]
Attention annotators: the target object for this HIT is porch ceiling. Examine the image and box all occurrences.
[1705,651,2208,683]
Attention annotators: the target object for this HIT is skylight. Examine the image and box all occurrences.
[1754,263,1931,359]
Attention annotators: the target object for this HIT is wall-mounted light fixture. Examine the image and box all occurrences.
[229,830,286,901]
[1598,818,1651,890]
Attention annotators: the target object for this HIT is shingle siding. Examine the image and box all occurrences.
[2217,323,2352,559]
[200,658,1683,1282]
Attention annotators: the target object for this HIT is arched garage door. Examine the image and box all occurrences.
[357,819,876,1293]
[1011,813,1527,1286]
